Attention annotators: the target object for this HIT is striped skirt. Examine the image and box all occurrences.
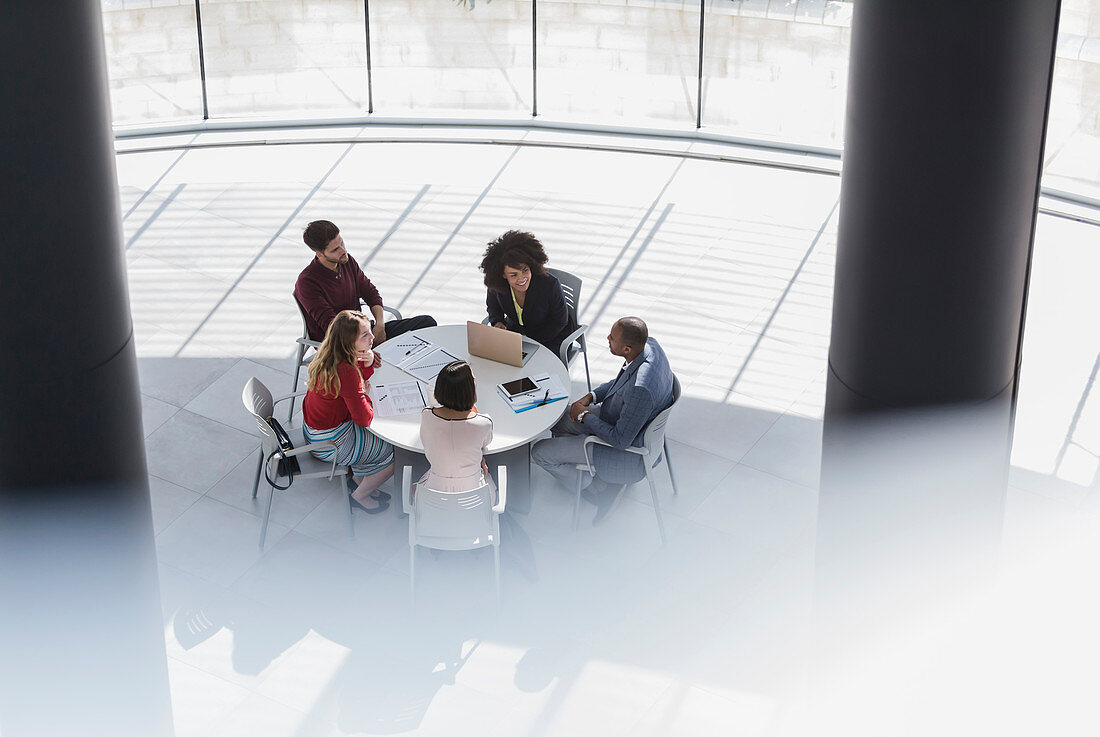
[303,421,394,478]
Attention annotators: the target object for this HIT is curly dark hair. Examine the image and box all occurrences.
[479,230,549,294]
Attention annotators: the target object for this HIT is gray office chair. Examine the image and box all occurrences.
[482,269,592,391]
[572,374,681,543]
[242,377,353,550]
[547,267,592,394]
[289,295,401,421]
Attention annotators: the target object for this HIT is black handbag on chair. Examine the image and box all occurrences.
[263,416,301,490]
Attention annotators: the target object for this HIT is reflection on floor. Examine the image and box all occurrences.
[120,134,1100,736]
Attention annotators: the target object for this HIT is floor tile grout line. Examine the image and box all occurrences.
[163,653,264,695]
[582,158,688,323]
[131,256,301,308]
[173,144,358,357]
[685,369,813,413]
[393,146,522,310]
[125,183,188,250]
[225,524,396,592]
[155,491,284,541]
[141,358,295,416]
[730,457,821,495]
[614,678,683,737]
[204,466,337,528]
[122,142,195,221]
[359,183,433,268]
[722,198,840,401]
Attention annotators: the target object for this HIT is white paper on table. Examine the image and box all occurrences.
[376,334,435,368]
[370,380,429,416]
[403,347,463,384]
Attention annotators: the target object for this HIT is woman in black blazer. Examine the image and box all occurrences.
[479,230,572,358]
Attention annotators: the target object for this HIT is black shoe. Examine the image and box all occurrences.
[371,489,392,502]
[349,495,389,515]
[591,484,627,526]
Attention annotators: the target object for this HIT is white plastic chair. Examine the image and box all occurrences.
[289,295,402,420]
[547,267,592,394]
[401,464,507,605]
[242,377,353,550]
[572,375,681,543]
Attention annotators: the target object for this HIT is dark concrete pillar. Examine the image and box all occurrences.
[815,0,1060,704]
[0,3,173,736]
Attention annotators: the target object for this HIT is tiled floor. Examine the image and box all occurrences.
[119,131,1100,736]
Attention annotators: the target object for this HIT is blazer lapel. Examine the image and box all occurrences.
[606,351,644,399]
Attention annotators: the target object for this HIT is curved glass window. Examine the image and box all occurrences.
[100,0,1100,200]
[101,0,204,123]
[1044,0,1100,200]
[701,1,850,148]
[201,0,367,117]
[372,0,532,115]
[538,1,700,127]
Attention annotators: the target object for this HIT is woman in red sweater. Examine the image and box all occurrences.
[303,310,394,513]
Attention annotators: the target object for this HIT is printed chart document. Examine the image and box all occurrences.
[375,334,435,368]
[497,373,569,413]
[404,347,463,384]
[370,380,429,416]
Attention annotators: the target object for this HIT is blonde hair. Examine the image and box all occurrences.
[307,310,369,397]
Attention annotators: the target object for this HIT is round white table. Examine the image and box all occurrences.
[369,324,571,513]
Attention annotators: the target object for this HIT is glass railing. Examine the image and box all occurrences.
[100,0,1100,200]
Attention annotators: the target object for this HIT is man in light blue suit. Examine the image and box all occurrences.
[532,316,674,524]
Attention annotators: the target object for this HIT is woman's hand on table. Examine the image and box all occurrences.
[493,322,507,330]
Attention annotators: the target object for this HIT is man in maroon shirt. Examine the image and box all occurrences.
[294,220,436,343]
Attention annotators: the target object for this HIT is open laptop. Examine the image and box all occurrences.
[466,320,537,367]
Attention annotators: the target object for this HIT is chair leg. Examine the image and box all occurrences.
[664,438,678,495]
[251,449,263,499]
[582,348,592,394]
[288,349,303,422]
[396,465,409,519]
[259,484,275,550]
[493,544,501,608]
[573,468,584,531]
[345,476,356,539]
[646,469,667,545]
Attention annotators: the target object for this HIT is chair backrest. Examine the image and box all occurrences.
[292,293,312,341]
[295,293,391,340]
[413,483,496,549]
[242,377,280,455]
[547,267,582,329]
[642,374,681,454]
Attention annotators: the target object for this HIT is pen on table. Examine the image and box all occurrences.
[378,394,388,402]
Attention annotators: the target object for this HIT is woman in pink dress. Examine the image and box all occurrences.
[417,361,495,497]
